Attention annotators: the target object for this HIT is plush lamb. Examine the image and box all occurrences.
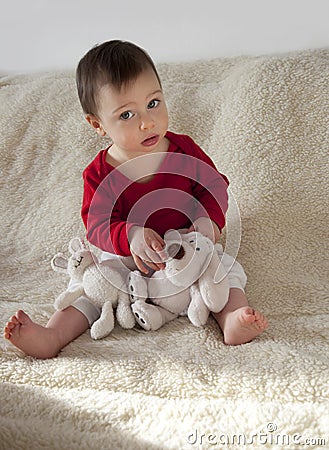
[128,230,230,331]
[51,237,135,339]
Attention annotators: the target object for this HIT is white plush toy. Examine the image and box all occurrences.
[51,237,135,339]
[128,230,230,331]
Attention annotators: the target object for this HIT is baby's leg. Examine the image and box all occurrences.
[3,307,89,359]
[213,288,268,345]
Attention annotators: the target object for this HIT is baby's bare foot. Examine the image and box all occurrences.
[3,310,60,358]
[222,306,268,345]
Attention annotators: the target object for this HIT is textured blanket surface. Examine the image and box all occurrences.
[0,49,328,449]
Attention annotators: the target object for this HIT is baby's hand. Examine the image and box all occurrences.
[128,226,167,274]
[188,217,221,243]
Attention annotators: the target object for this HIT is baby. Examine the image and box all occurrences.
[4,40,268,358]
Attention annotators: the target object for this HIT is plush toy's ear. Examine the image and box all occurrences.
[164,229,182,244]
[69,237,86,255]
[51,253,68,273]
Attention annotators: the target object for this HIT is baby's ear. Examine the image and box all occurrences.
[51,253,68,273]
[85,114,106,137]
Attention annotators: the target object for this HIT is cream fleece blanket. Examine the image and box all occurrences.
[0,49,328,449]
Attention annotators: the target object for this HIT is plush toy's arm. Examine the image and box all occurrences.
[90,301,115,340]
[188,284,210,327]
[54,286,85,310]
[116,291,136,329]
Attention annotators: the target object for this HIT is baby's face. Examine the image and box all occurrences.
[91,69,169,156]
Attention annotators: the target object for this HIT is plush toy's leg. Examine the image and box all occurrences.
[116,291,136,329]
[188,284,210,327]
[90,301,115,339]
[131,301,177,331]
[127,270,148,302]
[199,253,230,312]
[55,286,85,310]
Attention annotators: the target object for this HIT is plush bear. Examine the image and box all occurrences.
[128,230,230,331]
[51,237,135,339]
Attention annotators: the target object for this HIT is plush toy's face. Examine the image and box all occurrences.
[67,250,94,278]
[164,231,213,288]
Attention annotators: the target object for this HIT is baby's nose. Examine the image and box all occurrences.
[140,114,155,130]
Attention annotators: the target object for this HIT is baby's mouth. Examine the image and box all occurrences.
[141,135,159,147]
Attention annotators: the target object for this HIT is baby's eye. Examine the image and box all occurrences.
[120,111,134,120]
[148,99,160,109]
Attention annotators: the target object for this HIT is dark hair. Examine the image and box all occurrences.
[76,40,161,115]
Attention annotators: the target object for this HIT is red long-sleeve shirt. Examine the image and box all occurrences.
[81,131,229,256]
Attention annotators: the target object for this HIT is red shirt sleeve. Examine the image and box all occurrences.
[171,133,229,232]
[81,150,135,255]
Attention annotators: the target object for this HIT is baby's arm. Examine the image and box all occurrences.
[128,226,167,274]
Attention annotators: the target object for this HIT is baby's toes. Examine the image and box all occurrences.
[5,323,14,332]
[254,312,268,330]
[9,315,19,326]
[5,319,17,332]
[4,322,16,339]
[242,307,257,324]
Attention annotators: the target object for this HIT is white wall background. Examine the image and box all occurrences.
[1,0,328,74]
